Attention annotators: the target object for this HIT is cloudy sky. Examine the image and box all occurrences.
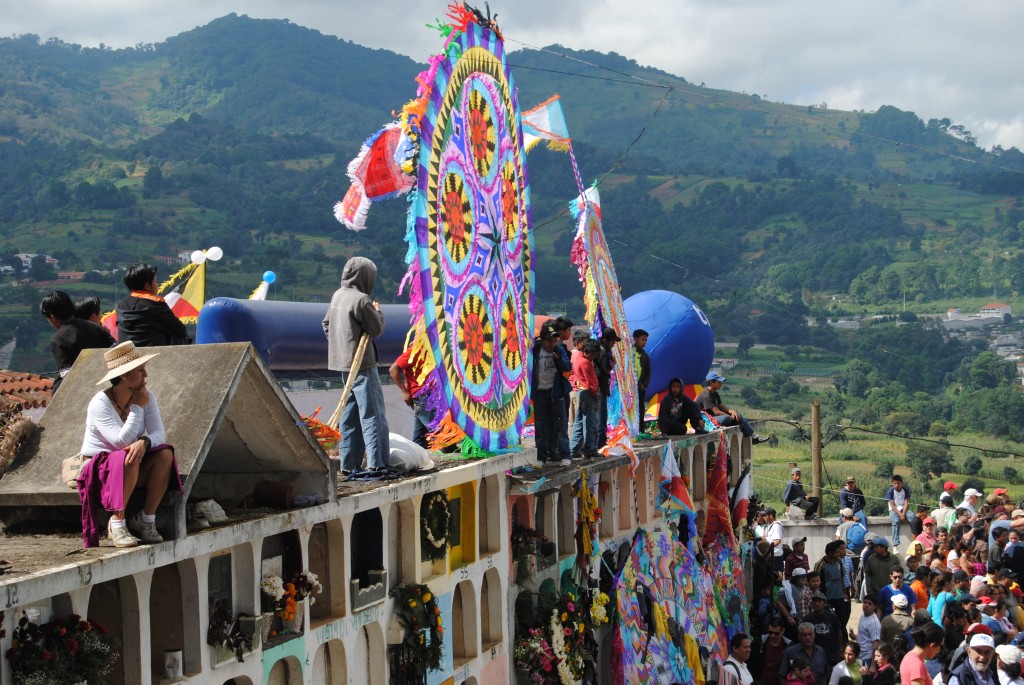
[9,0,1023,150]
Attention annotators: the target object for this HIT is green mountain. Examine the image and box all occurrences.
[2,13,1024,374]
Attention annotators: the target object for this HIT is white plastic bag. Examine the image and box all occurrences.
[388,433,435,472]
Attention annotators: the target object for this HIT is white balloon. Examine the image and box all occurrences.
[191,250,206,265]
[206,246,223,261]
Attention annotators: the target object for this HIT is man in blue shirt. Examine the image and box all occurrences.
[877,566,918,617]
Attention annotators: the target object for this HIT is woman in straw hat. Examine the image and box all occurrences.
[78,341,181,548]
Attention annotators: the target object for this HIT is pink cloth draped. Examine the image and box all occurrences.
[76,444,182,548]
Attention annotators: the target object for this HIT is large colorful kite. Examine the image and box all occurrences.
[334,4,534,451]
[570,187,640,434]
[615,530,730,682]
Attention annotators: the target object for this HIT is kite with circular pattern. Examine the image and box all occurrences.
[400,4,534,451]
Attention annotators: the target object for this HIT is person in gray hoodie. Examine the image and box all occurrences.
[322,257,390,473]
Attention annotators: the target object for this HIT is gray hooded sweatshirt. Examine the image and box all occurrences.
[322,257,386,372]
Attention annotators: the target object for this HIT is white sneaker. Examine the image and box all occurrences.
[108,519,139,548]
[193,499,229,524]
[559,459,572,467]
[128,511,163,544]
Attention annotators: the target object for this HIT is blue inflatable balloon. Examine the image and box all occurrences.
[263,270,277,284]
[624,290,715,394]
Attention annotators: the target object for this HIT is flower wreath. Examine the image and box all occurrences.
[392,583,444,672]
[548,593,586,685]
[420,491,450,562]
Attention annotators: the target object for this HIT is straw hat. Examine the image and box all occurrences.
[96,341,159,385]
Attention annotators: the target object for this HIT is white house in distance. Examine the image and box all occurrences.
[981,302,1012,317]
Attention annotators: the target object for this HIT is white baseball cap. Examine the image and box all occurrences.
[970,634,996,650]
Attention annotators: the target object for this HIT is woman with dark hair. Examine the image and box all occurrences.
[872,644,897,685]
[901,622,944,685]
[928,571,954,624]
[828,642,865,685]
[78,341,181,548]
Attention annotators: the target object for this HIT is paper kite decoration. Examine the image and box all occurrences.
[335,3,534,451]
[570,187,640,434]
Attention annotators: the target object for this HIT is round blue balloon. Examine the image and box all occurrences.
[263,270,276,284]
[624,290,715,393]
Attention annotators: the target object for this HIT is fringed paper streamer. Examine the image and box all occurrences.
[156,262,197,297]
[426,410,466,451]
[459,436,490,459]
[249,279,270,301]
[301,406,341,453]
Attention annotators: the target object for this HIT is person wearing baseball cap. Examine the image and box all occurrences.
[695,370,770,445]
[996,644,1024,685]
[785,537,810,579]
[959,488,983,521]
[916,516,938,550]
[948,632,999,685]
[880,592,913,645]
[782,467,820,521]
[839,476,866,524]
[940,480,960,507]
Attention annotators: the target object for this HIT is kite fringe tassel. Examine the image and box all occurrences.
[427,410,466,451]
[460,436,489,458]
[545,140,570,153]
[249,279,270,301]
[334,199,369,231]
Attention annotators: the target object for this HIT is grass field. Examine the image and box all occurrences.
[723,344,1024,515]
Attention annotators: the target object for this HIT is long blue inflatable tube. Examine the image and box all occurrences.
[196,298,411,371]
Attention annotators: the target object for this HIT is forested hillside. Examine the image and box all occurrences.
[1,14,1023,403]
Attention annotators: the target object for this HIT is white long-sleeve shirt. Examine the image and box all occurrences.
[81,389,166,456]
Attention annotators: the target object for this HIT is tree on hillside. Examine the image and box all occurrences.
[963,455,983,476]
[143,164,163,198]
[737,335,754,357]
[905,441,952,479]
[964,351,1017,389]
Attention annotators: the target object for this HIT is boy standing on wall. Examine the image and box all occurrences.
[569,334,601,462]
[633,328,651,434]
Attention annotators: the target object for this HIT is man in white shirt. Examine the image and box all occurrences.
[959,488,983,522]
[764,507,785,574]
[721,633,754,685]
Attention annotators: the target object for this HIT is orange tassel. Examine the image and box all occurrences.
[427,410,466,450]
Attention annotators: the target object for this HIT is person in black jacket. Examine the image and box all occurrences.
[594,327,620,449]
[116,263,190,347]
[658,377,706,436]
[531,323,573,465]
[41,290,115,391]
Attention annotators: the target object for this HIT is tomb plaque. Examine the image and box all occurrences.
[208,553,233,611]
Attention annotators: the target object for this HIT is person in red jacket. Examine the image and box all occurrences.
[569,336,600,461]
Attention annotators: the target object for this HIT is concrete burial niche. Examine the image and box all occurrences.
[0,342,334,538]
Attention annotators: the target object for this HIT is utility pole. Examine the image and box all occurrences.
[811,399,823,516]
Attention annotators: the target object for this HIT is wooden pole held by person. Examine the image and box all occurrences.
[328,332,370,429]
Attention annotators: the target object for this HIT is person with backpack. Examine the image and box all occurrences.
[837,508,868,575]
[721,633,755,685]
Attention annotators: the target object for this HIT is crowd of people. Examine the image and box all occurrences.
[731,476,1024,685]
